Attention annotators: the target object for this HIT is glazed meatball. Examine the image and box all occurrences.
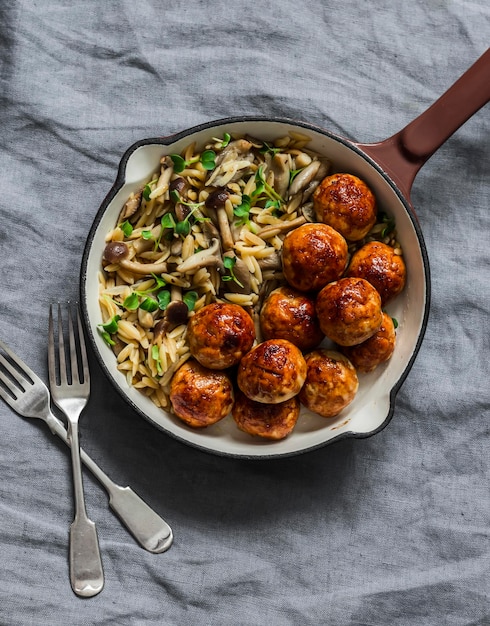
[237,339,307,404]
[346,241,406,305]
[187,302,255,369]
[316,277,383,346]
[281,223,348,292]
[299,350,359,418]
[169,359,234,428]
[341,312,396,373]
[260,286,324,351]
[232,391,300,440]
[313,173,377,241]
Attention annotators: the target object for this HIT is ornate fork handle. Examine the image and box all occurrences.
[45,410,173,554]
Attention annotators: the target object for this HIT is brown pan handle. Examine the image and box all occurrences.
[356,47,490,202]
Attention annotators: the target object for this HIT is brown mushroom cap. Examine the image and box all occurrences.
[103,241,129,263]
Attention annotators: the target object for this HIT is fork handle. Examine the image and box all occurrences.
[70,514,104,597]
[45,411,173,553]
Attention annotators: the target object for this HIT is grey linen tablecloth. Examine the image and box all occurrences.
[1,1,489,624]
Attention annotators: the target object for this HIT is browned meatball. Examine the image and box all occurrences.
[316,277,383,346]
[187,302,255,369]
[341,312,396,372]
[237,339,307,404]
[346,241,406,305]
[281,223,348,292]
[232,390,300,440]
[313,173,377,241]
[299,350,359,418]
[260,286,324,351]
[169,359,234,428]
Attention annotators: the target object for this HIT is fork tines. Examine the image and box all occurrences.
[0,339,37,409]
[48,304,90,391]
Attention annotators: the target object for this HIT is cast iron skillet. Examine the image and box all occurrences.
[80,49,489,459]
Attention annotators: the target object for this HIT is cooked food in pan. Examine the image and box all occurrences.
[98,131,405,439]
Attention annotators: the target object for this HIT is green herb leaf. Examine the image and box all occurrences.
[151,274,166,289]
[259,141,281,156]
[175,219,190,236]
[183,291,198,311]
[222,255,244,288]
[233,194,251,226]
[123,293,139,310]
[200,149,216,170]
[170,189,180,203]
[143,184,152,201]
[119,220,133,237]
[380,212,396,238]
[140,297,159,312]
[98,314,121,346]
[170,154,186,173]
[99,331,115,346]
[142,230,153,240]
[161,213,176,230]
[151,344,163,375]
[157,290,171,310]
[392,317,399,329]
[99,315,121,334]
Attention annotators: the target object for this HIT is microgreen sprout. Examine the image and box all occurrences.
[121,275,168,312]
[183,290,198,311]
[222,255,244,288]
[98,315,121,346]
[212,132,231,149]
[289,168,303,185]
[170,150,217,173]
[143,177,158,201]
[259,141,282,156]
[380,212,396,238]
[157,290,171,310]
[123,293,139,310]
[140,297,159,313]
[119,220,133,237]
[200,150,216,170]
[253,166,284,206]
[233,194,252,227]
[165,196,209,238]
[151,345,163,375]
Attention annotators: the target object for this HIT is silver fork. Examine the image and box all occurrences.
[0,339,173,555]
[48,303,104,598]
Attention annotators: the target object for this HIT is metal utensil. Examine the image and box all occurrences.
[0,339,173,554]
[47,303,104,597]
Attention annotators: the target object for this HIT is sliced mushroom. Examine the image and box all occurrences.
[204,189,234,250]
[288,160,321,197]
[221,252,251,295]
[176,238,224,274]
[216,205,234,251]
[299,201,316,223]
[258,215,307,239]
[119,190,142,221]
[271,153,290,199]
[257,250,282,271]
[170,237,183,257]
[206,139,255,187]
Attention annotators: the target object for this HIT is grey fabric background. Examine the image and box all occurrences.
[1,1,489,624]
